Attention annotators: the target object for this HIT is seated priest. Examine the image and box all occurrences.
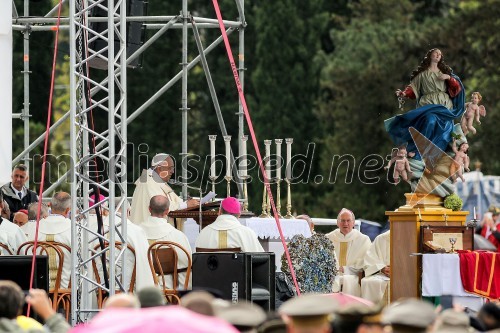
[88,194,154,291]
[361,230,390,304]
[326,208,371,297]
[140,195,192,289]
[195,197,264,252]
[0,191,27,254]
[26,192,72,289]
[130,153,199,230]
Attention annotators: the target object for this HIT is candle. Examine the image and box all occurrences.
[240,135,248,177]
[209,135,217,178]
[275,139,283,180]
[473,206,476,220]
[418,208,422,221]
[285,138,293,180]
[264,140,272,180]
[224,136,231,178]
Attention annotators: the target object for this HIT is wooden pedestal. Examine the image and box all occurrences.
[386,193,468,301]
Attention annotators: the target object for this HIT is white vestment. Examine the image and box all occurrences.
[326,228,371,297]
[88,214,155,291]
[0,218,27,254]
[141,216,192,290]
[195,215,264,252]
[130,169,186,229]
[361,231,390,304]
[26,215,72,289]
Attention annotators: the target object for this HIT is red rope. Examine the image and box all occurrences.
[211,0,301,295]
[27,0,64,317]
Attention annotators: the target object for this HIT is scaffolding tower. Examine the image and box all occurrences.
[11,0,246,323]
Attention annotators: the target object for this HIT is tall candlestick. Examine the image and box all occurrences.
[473,206,476,220]
[264,140,272,180]
[209,135,217,178]
[275,139,283,180]
[224,136,232,178]
[285,138,293,180]
[240,135,248,177]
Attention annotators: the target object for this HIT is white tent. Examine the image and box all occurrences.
[455,171,500,221]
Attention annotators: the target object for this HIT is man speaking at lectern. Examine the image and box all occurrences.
[130,153,199,230]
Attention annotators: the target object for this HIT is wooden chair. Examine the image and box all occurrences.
[148,241,192,304]
[91,242,137,308]
[0,243,13,255]
[195,247,241,253]
[17,241,72,320]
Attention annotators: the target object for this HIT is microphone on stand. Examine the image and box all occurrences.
[168,179,204,232]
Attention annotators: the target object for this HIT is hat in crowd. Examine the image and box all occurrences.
[137,286,166,308]
[17,209,28,216]
[221,197,241,215]
[152,153,171,167]
[382,299,436,330]
[488,205,500,216]
[336,303,384,325]
[181,290,215,316]
[214,300,267,331]
[257,317,287,333]
[434,309,473,333]
[279,294,338,328]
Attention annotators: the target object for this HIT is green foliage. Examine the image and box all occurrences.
[444,193,463,211]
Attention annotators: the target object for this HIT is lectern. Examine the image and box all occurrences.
[386,193,468,301]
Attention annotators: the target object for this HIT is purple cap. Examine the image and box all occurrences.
[221,197,241,214]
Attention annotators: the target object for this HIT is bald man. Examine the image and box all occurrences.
[130,153,198,230]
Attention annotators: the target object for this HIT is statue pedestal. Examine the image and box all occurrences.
[385,193,468,301]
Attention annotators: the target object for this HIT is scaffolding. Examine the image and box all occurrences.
[11,0,246,323]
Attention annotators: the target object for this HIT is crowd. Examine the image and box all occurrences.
[0,156,499,332]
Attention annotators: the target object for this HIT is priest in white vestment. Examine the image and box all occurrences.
[326,208,371,297]
[130,153,199,230]
[361,230,390,304]
[26,192,72,289]
[140,195,192,289]
[88,196,154,292]
[0,193,27,254]
[195,197,264,252]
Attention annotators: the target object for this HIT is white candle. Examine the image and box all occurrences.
[275,139,283,180]
[240,135,248,177]
[473,206,476,220]
[209,135,217,178]
[418,208,422,221]
[264,140,272,180]
[285,138,293,180]
[224,136,231,178]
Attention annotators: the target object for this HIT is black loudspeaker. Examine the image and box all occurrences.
[0,255,49,292]
[88,0,147,69]
[192,252,276,311]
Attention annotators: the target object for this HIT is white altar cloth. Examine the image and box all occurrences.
[422,253,484,311]
[240,217,312,239]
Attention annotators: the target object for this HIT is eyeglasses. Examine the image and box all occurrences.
[338,219,352,223]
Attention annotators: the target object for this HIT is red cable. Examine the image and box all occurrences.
[211,0,301,295]
[27,0,64,317]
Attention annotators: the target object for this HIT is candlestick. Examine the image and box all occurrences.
[209,135,217,178]
[275,139,283,180]
[264,140,272,180]
[224,136,231,178]
[285,178,293,219]
[285,138,293,180]
[240,135,248,178]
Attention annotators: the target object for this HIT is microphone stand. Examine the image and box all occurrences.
[168,179,203,232]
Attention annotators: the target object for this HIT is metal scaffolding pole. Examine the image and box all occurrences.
[181,0,189,199]
[69,0,128,323]
[22,0,30,178]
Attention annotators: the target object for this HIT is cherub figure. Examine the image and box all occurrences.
[385,145,412,184]
[461,92,486,135]
[450,138,470,183]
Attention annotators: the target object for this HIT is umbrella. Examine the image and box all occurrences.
[326,292,374,306]
[70,306,239,333]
